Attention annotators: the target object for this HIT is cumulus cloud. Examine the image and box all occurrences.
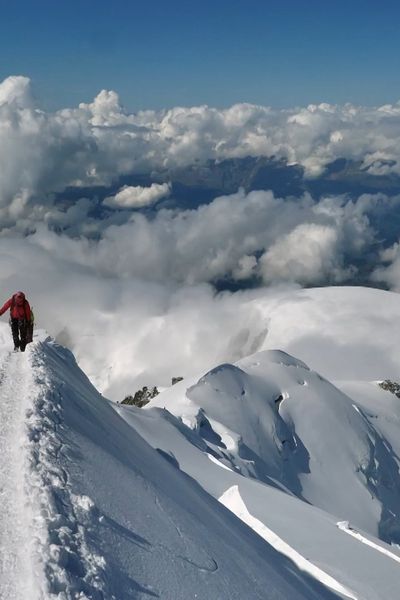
[0,234,276,400]
[259,223,353,285]
[0,72,393,290]
[0,75,34,108]
[0,74,400,398]
[372,242,400,291]
[23,189,379,290]
[2,74,400,228]
[104,182,171,208]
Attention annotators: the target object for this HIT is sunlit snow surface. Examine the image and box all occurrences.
[1,286,400,599]
[0,329,337,599]
[122,347,400,600]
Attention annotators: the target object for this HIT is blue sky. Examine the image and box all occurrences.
[0,0,399,110]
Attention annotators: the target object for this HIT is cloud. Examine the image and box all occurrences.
[0,75,34,108]
[0,226,398,405]
[372,242,400,291]
[0,76,392,289]
[259,223,353,285]
[0,74,400,400]
[104,183,171,208]
[25,189,378,289]
[2,74,400,229]
[0,234,276,400]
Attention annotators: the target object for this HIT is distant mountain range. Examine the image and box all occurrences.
[58,156,400,217]
[156,156,400,207]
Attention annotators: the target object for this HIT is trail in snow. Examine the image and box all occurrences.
[0,349,39,600]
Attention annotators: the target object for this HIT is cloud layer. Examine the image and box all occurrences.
[1,74,399,293]
[2,75,400,219]
[0,233,275,399]
[1,75,400,399]
[26,189,395,289]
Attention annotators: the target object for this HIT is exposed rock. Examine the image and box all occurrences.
[378,380,400,399]
[121,385,159,407]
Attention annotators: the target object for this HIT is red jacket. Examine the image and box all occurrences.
[0,293,31,321]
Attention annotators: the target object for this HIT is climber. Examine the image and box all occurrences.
[0,291,32,352]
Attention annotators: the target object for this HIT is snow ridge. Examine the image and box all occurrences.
[10,335,334,600]
[139,347,400,599]
[337,521,400,564]
[220,486,358,600]
[26,340,111,599]
[4,323,400,599]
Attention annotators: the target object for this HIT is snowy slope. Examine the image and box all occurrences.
[113,347,400,600]
[145,349,400,540]
[2,284,400,600]
[0,328,339,600]
[337,378,400,542]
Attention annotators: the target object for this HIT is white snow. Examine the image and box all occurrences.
[220,486,357,600]
[0,327,338,599]
[337,521,400,565]
[0,348,43,600]
[147,348,397,538]
[2,285,400,599]
[128,292,400,600]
